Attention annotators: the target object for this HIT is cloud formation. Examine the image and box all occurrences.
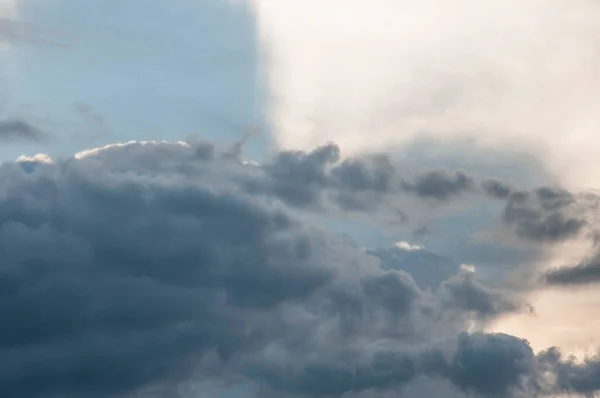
[0,140,599,397]
[401,170,474,201]
[543,252,600,286]
[480,182,598,244]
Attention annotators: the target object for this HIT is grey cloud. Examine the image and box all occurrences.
[0,140,547,398]
[449,333,539,398]
[102,139,596,246]
[2,140,597,398]
[242,142,476,215]
[0,119,45,142]
[251,332,541,398]
[438,270,527,321]
[0,149,340,397]
[401,170,475,201]
[244,143,340,208]
[502,189,589,243]
[367,245,458,289]
[534,187,574,210]
[479,179,596,243]
[481,179,515,199]
[539,347,600,396]
[543,252,600,286]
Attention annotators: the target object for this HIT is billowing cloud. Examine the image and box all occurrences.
[0,140,598,397]
[0,139,586,398]
[242,142,476,214]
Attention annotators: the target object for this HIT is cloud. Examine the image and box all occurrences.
[395,241,424,251]
[401,170,475,201]
[368,244,457,289]
[241,143,483,217]
[0,119,45,142]
[449,332,539,397]
[543,252,600,286]
[437,268,528,323]
[481,179,515,200]
[502,189,592,243]
[235,142,598,247]
[0,139,574,398]
[479,183,599,244]
[539,347,600,396]
[1,139,600,397]
[244,143,599,246]
[251,0,600,188]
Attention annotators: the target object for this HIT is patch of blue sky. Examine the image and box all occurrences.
[0,0,269,162]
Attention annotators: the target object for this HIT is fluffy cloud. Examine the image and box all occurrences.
[0,140,598,397]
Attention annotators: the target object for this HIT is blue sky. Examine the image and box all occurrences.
[0,0,268,161]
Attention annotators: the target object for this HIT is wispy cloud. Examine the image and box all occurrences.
[0,119,46,142]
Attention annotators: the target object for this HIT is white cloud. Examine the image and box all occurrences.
[16,153,53,164]
[74,140,190,159]
[460,264,476,273]
[395,241,424,251]
[251,0,600,189]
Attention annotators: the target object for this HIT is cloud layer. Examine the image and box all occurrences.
[1,140,599,397]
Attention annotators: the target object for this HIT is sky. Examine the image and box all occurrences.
[2,1,600,397]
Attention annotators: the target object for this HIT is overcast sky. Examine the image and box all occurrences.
[2,1,600,397]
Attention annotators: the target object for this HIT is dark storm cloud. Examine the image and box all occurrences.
[251,332,541,398]
[543,252,600,286]
[449,333,539,397]
[0,176,336,395]
[1,139,598,398]
[0,119,45,142]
